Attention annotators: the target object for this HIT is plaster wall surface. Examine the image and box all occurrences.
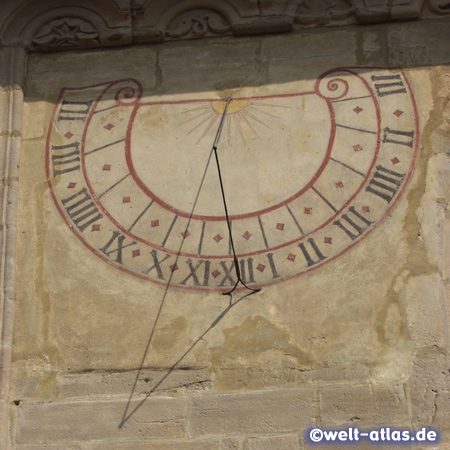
[2,12,450,450]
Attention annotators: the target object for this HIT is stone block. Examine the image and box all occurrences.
[190,388,313,436]
[56,367,211,399]
[158,39,261,97]
[243,434,301,450]
[319,383,408,426]
[221,438,241,449]
[405,274,446,348]
[16,397,187,444]
[409,348,450,430]
[388,21,450,66]
[89,440,220,450]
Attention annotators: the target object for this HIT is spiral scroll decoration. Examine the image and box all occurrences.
[315,76,350,101]
[113,80,143,106]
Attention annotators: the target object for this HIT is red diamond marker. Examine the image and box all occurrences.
[104,123,114,130]
[304,207,312,215]
[212,269,221,278]
[391,157,400,165]
[170,264,179,272]
[68,182,77,189]
[276,223,285,231]
[132,249,140,258]
[243,231,252,240]
[123,196,131,203]
[64,131,73,139]
[393,109,404,117]
[324,237,332,244]
[91,224,101,231]
[335,181,344,189]
[181,230,190,238]
[362,206,370,213]
[213,234,223,243]
[103,164,111,171]
[257,264,266,272]
[287,253,296,262]
[353,106,363,114]
[353,144,363,152]
[151,220,159,227]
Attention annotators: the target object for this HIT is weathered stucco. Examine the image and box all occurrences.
[0,1,449,449]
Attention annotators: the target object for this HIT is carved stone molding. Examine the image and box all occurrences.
[0,45,26,450]
[295,0,355,26]
[31,17,101,51]
[353,0,428,23]
[0,0,449,50]
[166,9,232,39]
[429,0,450,14]
[0,0,132,50]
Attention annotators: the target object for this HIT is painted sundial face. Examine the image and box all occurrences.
[47,67,419,291]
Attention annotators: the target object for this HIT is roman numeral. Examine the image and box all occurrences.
[100,231,136,265]
[266,253,281,279]
[298,238,326,267]
[58,99,93,121]
[180,259,211,287]
[365,165,405,203]
[240,258,256,284]
[333,206,373,241]
[218,261,236,287]
[382,127,415,148]
[142,249,171,280]
[61,187,103,232]
[371,74,407,97]
[51,142,80,177]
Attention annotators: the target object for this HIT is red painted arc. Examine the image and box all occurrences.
[46,68,419,291]
[124,91,332,222]
[82,69,382,260]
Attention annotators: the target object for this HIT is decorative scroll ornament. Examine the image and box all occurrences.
[428,0,450,13]
[296,0,354,25]
[31,17,100,50]
[166,9,232,39]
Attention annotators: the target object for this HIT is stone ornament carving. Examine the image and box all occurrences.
[0,0,449,50]
[31,17,100,50]
[295,0,355,26]
[428,0,450,14]
[166,9,232,39]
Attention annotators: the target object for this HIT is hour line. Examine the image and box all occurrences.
[161,215,178,248]
[331,95,372,103]
[93,104,120,114]
[85,138,126,156]
[311,186,338,213]
[286,204,304,236]
[97,173,130,200]
[336,124,377,135]
[197,220,206,255]
[330,157,366,177]
[258,215,269,249]
[128,200,154,232]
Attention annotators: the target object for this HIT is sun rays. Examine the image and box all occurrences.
[179,98,287,144]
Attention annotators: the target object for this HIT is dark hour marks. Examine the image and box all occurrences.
[298,238,327,267]
[365,165,406,203]
[371,74,407,97]
[51,142,80,177]
[100,230,137,265]
[58,99,93,121]
[382,127,415,148]
[61,187,103,232]
[333,206,373,241]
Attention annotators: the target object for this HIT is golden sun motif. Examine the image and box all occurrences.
[179,98,286,144]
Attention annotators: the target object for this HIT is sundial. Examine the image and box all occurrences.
[47,67,418,291]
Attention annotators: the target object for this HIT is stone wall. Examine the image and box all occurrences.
[0,1,450,449]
